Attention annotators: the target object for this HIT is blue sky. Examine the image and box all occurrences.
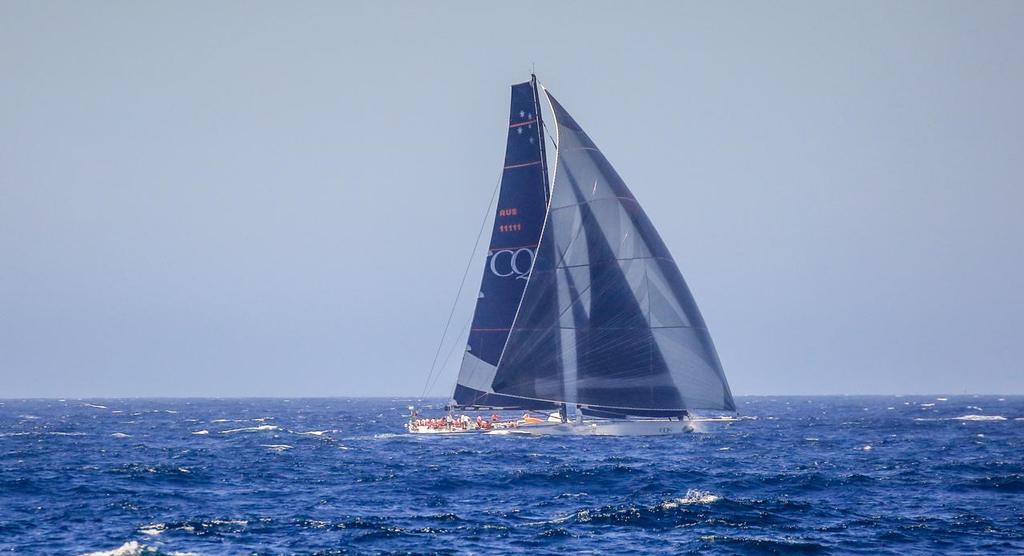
[1,1,1022,397]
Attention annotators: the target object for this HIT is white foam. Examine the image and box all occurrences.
[692,416,739,423]
[50,432,86,436]
[936,397,948,401]
[137,523,164,536]
[178,467,191,474]
[211,419,231,423]
[296,430,330,436]
[954,415,1006,421]
[920,403,935,407]
[192,430,210,435]
[661,489,720,508]
[262,444,293,452]
[80,541,143,556]
[208,519,248,526]
[221,425,278,434]
[110,433,131,438]
[83,403,108,410]
[80,541,197,556]
[804,437,819,441]
[861,445,873,451]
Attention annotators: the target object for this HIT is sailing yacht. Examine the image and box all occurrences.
[409,75,735,436]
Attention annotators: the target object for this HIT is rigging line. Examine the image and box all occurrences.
[425,315,473,398]
[420,172,502,398]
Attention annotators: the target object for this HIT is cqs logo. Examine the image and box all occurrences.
[489,248,535,280]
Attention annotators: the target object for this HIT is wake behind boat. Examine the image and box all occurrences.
[413,75,736,436]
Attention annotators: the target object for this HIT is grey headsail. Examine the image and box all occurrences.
[490,90,736,413]
[451,77,558,410]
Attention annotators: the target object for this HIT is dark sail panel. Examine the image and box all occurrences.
[452,79,557,410]
[491,90,735,412]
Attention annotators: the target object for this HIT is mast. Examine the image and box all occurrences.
[531,74,551,203]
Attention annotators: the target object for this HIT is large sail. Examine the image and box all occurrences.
[490,90,736,413]
[451,78,558,410]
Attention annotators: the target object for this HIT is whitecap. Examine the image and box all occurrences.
[178,467,191,474]
[50,432,86,436]
[208,519,248,526]
[83,403,108,410]
[936,397,948,401]
[211,419,231,423]
[920,403,935,407]
[80,541,144,556]
[192,430,210,435]
[953,415,1006,421]
[110,433,131,438]
[137,523,165,536]
[261,444,292,452]
[861,445,873,451]
[804,437,819,441]
[296,430,330,436]
[718,447,731,451]
[221,425,278,434]
[660,489,720,508]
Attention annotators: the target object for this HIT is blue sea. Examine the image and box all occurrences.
[1,396,1022,554]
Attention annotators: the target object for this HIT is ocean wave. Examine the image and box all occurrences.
[546,490,723,528]
[137,523,165,536]
[953,415,1007,421]
[221,425,279,434]
[660,489,721,508]
[191,430,209,435]
[80,541,145,556]
[80,541,198,556]
[111,432,131,438]
[83,403,109,410]
[262,444,293,452]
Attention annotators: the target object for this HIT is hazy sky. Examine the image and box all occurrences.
[2,2,1022,398]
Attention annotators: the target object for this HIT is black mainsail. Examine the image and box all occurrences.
[453,79,735,416]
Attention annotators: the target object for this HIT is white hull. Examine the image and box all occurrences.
[497,419,693,436]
